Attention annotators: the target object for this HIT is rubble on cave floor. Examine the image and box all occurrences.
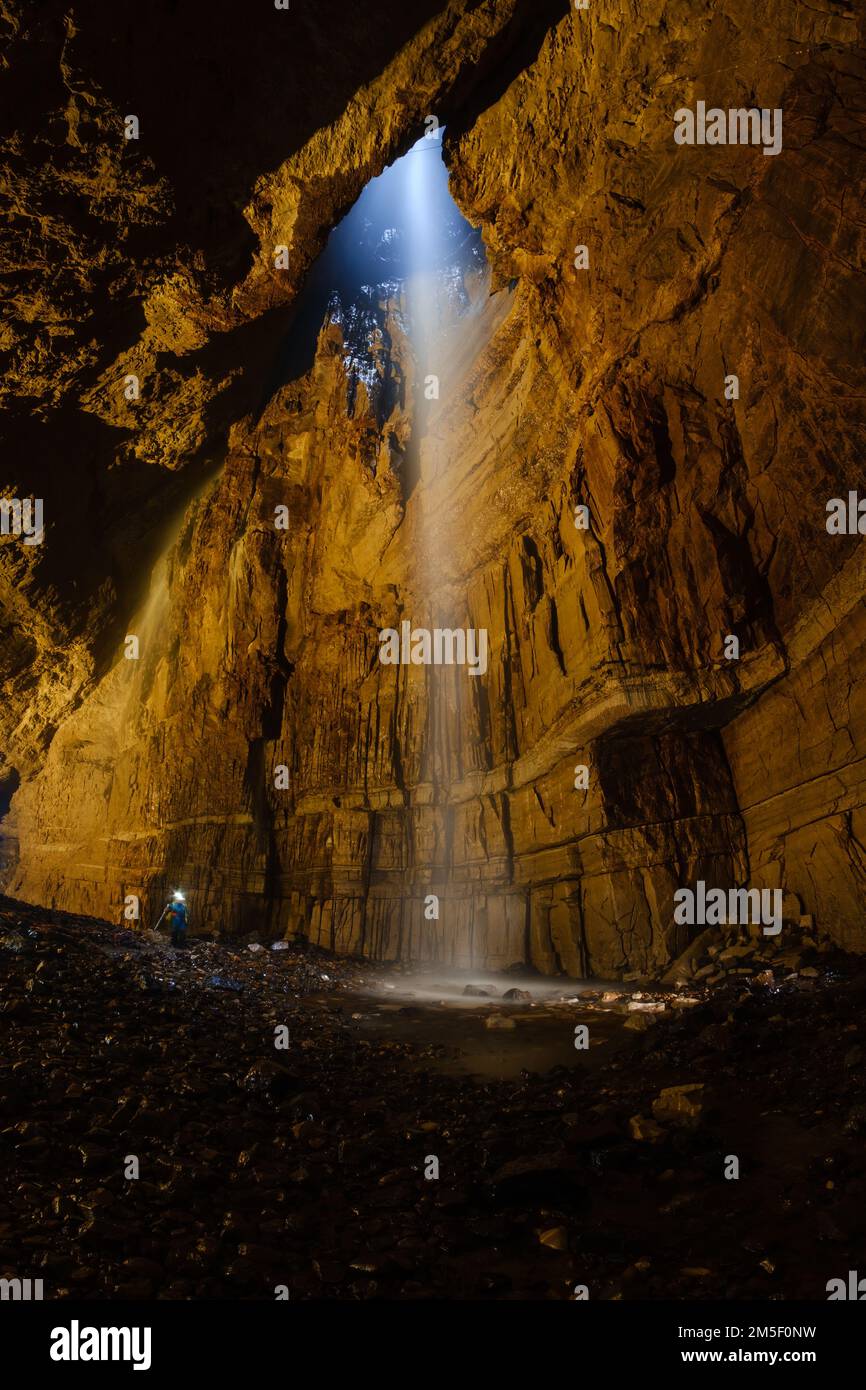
[0,894,864,1301]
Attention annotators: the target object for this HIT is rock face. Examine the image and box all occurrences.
[2,1,865,975]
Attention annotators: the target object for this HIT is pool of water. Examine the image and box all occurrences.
[339,965,637,1079]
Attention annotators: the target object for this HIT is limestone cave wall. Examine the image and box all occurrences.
[1,0,864,974]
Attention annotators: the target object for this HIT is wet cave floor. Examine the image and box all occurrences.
[0,894,864,1301]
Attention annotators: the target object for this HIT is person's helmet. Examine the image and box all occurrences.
[172,891,185,902]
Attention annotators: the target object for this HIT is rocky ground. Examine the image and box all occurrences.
[0,893,864,1301]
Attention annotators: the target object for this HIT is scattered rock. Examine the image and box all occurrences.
[719,945,754,962]
[844,1105,866,1136]
[652,1084,706,1129]
[538,1226,568,1250]
[624,1013,658,1031]
[489,1153,584,1204]
[660,928,717,985]
[206,974,244,992]
[629,1114,665,1143]
[0,891,860,1303]
[240,1060,297,1102]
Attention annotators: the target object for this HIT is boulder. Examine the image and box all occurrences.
[652,1084,706,1129]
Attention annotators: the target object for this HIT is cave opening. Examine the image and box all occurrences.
[269,132,485,496]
